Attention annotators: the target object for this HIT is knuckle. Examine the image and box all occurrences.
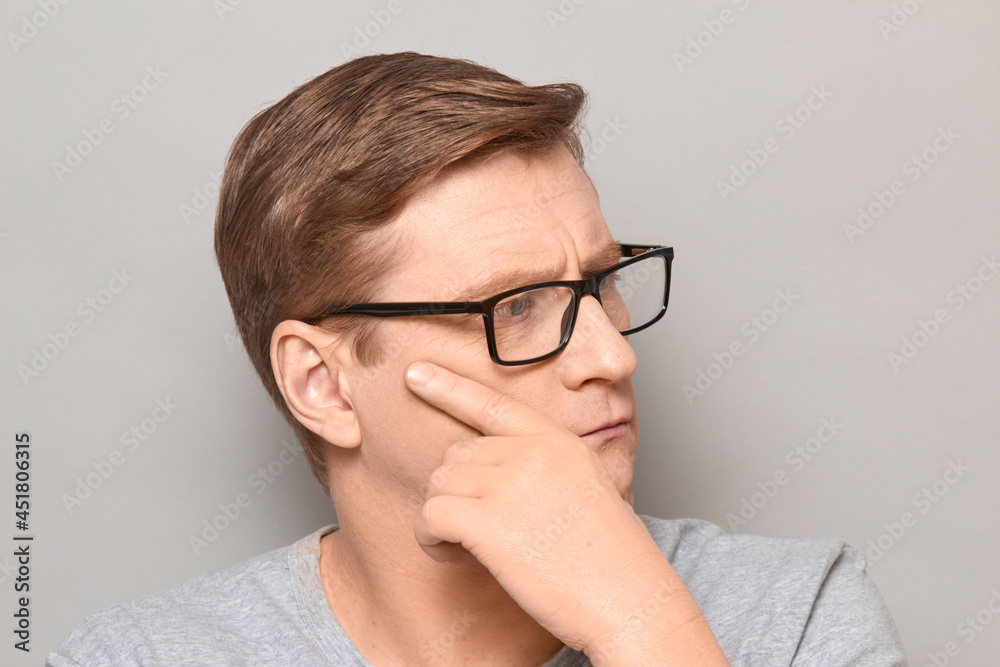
[449,440,475,462]
[481,393,514,427]
[429,465,450,489]
[441,372,463,400]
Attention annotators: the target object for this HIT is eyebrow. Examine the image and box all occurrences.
[458,240,624,302]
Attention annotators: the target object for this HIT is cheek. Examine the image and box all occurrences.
[351,322,487,478]
[486,362,571,425]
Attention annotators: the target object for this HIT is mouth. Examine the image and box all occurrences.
[579,418,632,444]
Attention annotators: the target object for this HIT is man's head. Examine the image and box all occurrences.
[215,52,639,506]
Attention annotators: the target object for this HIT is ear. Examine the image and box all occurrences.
[270,320,362,449]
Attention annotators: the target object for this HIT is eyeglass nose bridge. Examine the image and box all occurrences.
[580,274,605,306]
[558,274,617,349]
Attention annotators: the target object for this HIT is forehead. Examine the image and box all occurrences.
[383,146,613,300]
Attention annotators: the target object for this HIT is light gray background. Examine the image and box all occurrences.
[3,1,998,664]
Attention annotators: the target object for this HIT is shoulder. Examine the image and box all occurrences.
[639,514,845,584]
[46,526,334,667]
[638,515,907,666]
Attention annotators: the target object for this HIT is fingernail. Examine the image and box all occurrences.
[407,362,434,386]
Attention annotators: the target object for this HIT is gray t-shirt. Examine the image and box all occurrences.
[47,515,907,666]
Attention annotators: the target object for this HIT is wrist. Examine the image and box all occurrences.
[580,558,728,666]
[582,575,685,663]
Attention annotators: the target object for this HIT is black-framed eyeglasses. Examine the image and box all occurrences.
[302,244,673,366]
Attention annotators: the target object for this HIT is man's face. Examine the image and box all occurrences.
[347,145,639,514]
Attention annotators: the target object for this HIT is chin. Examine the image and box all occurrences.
[597,446,635,497]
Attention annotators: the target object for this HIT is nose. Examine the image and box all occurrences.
[558,294,638,387]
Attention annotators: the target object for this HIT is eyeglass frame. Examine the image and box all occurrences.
[301,244,674,366]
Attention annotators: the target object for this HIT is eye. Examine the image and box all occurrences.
[598,273,621,291]
[497,295,529,317]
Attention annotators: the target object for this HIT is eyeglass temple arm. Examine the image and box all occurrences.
[619,243,671,258]
[305,245,672,323]
[313,302,484,319]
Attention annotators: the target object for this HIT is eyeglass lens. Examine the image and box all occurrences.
[491,254,667,362]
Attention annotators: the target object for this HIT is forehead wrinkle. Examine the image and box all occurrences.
[457,236,622,302]
[450,246,559,301]
[392,149,612,303]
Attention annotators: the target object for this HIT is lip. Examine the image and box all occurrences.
[579,419,631,442]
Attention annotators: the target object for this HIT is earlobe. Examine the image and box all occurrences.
[270,321,362,449]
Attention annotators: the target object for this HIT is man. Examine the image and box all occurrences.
[48,52,906,666]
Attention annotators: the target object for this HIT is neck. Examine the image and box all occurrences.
[321,487,565,665]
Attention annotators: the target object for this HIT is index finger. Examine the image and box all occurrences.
[404,361,556,436]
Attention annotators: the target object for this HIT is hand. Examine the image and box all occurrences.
[404,360,670,653]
